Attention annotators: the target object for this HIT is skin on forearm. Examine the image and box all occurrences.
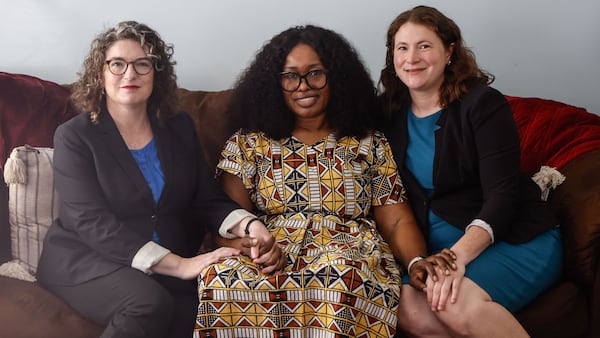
[450,225,492,266]
[151,248,242,280]
[150,252,183,277]
[374,203,427,267]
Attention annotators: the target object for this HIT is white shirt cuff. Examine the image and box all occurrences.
[131,241,171,274]
[218,209,255,239]
[466,218,495,243]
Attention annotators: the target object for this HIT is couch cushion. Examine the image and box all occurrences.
[4,145,57,275]
[516,281,588,338]
[0,276,103,338]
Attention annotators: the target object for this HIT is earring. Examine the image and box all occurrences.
[447,60,452,66]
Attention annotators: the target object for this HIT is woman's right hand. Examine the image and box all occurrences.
[154,247,240,280]
[182,247,241,280]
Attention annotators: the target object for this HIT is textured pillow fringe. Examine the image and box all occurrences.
[4,147,27,185]
[532,166,566,201]
[0,260,36,282]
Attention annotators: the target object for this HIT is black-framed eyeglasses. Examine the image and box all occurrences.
[105,57,154,75]
[279,69,328,92]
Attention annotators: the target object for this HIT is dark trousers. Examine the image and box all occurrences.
[40,267,198,338]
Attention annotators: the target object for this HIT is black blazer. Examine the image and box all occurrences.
[384,84,557,244]
[37,108,239,286]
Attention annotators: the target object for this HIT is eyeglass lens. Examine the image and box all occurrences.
[280,70,327,91]
[106,58,153,75]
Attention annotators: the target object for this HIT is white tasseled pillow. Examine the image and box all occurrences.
[3,145,57,277]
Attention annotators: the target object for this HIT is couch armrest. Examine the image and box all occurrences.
[0,276,103,338]
[592,258,600,336]
[549,149,600,287]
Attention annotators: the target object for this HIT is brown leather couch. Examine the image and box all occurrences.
[1,71,598,338]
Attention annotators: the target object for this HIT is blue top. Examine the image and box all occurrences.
[130,138,164,242]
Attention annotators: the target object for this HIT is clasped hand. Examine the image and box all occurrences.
[240,221,287,274]
[408,248,465,311]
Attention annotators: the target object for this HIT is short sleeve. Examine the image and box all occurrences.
[370,131,407,206]
[217,130,257,190]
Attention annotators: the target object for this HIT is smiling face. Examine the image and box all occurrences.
[393,22,453,98]
[103,39,154,111]
[282,43,330,122]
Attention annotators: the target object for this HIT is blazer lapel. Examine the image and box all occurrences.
[97,109,155,208]
[388,109,409,165]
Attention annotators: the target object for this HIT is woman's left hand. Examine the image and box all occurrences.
[424,260,466,311]
[409,248,457,291]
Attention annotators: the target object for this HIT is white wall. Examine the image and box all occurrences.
[2,0,599,113]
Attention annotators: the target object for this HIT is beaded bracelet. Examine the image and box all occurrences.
[245,217,262,235]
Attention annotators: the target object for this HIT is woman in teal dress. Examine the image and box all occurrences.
[378,6,563,337]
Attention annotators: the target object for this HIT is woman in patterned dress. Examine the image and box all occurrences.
[195,25,455,338]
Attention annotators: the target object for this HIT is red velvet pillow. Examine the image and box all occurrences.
[507,96,600,176]
[0,72,77,170]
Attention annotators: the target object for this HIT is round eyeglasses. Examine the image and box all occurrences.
[280,69,328,92]
[105,58,154,75]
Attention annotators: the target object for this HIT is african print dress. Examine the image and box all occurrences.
[195,130,406,338]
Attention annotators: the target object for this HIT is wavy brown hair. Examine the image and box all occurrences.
[378,5,494,116]
[70,21,178,123]
[227,25,378,139]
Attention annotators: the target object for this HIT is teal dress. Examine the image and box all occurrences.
[404,108,562,313]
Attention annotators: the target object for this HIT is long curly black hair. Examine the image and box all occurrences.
[227,25,378,139]
[378,6,494,117]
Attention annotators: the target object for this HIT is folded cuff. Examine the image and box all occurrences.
[131,241,171,274]
[466,218,495,243]
[218,209,255,239]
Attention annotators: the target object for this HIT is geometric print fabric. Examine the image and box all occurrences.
[196,131,407,337]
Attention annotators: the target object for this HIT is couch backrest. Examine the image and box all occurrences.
[3,71,600,270]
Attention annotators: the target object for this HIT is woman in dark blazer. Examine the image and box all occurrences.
[36,21,283,338]
[378,6,563,337]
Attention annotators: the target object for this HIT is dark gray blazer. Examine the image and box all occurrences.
[37,108,239,286]
[384,84,557,244]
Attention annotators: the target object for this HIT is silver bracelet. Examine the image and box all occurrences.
[407,256,425,274]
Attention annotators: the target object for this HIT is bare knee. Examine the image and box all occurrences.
[436,298,484,337]
[396,287,436,337]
